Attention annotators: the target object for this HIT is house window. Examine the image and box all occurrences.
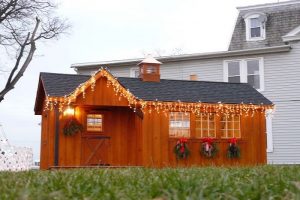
[145,65,157,74]
[130,68,139,78]
[169,112,190,138]
[195,113,216,138]
[250,18,261,38]
[228,62,240,83]
[224,58,264,91]
[247,60,260,89]
[244,13,267,41]
[87,114,103,132]
[220,115,241,138]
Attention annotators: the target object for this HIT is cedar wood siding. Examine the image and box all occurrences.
[39,74,268,168]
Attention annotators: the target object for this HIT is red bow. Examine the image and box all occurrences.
[202,137,213,145]
[179,138,188,143]
[229,137,237,145]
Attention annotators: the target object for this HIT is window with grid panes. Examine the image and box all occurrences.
[195,113,216,138]
[220,115,241,138]
[169,112,190,138]
[87,114,103,132]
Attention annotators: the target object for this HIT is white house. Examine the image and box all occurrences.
[71,1,300,164]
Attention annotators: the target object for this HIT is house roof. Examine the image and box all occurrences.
[71,45,290,70]
[38,72,272,105]
[229,1,300,51]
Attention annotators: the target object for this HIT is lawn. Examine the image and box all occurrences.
[0,166,299,200]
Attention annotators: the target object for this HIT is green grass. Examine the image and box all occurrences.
[0,166,299,200]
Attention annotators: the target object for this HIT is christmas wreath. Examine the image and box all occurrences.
[174,138,190,159]
[227,137,240,158]
[200,137,218,158]
[63,117,83,136]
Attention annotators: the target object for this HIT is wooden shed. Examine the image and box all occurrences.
[34,58,273,169]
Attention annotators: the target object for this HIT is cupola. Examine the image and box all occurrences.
[138,55,162,82]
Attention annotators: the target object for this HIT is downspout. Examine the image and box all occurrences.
[54,105,60,166]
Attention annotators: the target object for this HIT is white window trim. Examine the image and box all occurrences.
[266,109,274,153]
[130,67,139,78]
[223,57,265,92]
[244,14,266,41]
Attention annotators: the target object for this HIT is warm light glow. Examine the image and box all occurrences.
[63,106,75,116]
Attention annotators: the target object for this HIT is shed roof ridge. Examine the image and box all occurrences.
[117,76,252,86]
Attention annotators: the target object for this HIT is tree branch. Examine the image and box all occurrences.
[0,18,40,102]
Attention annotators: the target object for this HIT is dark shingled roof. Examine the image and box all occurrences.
[40,72,272,105]
[40,72,90,97]
[229,3,300,51]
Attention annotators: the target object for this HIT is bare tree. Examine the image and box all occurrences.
[0,0,69,102]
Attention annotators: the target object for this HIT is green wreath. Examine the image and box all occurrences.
[200,141,218,158]
[227,143,240,158]
[173,138,190,159]
[63,117,83,136]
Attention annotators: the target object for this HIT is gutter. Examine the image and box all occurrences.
[71,45,291,69]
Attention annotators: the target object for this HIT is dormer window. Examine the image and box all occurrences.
[244,13,267,41]
[250,18,261,38]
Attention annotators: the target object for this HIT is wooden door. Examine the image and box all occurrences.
[81,136,111,166]
[81,110,112,166]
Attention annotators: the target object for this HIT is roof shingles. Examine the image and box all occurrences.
[40,72,272,105]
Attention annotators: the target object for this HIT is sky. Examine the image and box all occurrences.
[0,0,283,160]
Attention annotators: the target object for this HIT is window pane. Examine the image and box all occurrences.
[209,130,215,138]
[221,122,226,130]
[248,75,260,89]
[202,121,208,129]
[251,27,261,37]
[228,130,234,138]
[220,115,241,138]
[228,62,240,76]
[146,66,157,74]
[234,130,241,138]
[234,115,240,121]
[234,122,240,130]
[195,113,216,138]
[247,60,260,75]
[221,130,226,138]
[228,76,240,83]
[87,114,103,132]
[134,70,140,77]
[169,112,190,138]
[228,121,233,129]
[250,18,260,28]
[209,122,215,129]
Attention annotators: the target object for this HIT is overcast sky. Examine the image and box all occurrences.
[0,0,282,160]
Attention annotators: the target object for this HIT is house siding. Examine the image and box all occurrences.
[262,41,300,164]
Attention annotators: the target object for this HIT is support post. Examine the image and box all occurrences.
[54,105,60,166]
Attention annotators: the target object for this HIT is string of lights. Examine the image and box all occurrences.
[44,68,274,117]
